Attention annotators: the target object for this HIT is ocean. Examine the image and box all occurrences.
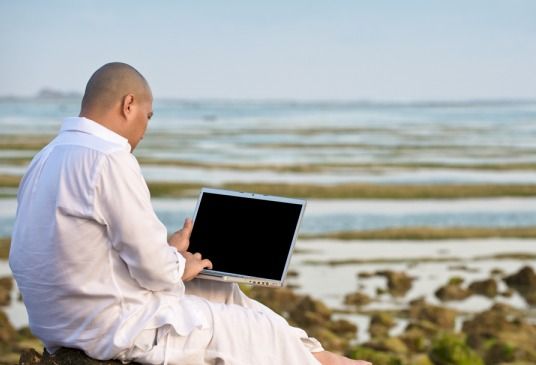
[1,99,536,235]
[1,98,535,335]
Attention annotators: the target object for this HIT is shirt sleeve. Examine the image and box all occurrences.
[93,150,185,292]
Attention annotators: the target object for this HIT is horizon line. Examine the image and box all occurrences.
[1,90,535,107]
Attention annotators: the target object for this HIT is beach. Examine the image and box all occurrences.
[1,98,535,364]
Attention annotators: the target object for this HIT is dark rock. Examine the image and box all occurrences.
[490,268,505,277]
[0,277,12,307]
[247,286,299,316]
[289,295,332,327]
[363,337,408,355]
[504,265,536,305]
[357,271,375,278]
[249,286,357,352]
[428,332,484,365]
[462,303,536,364]
[376,271,413,297]
[17,347,143,364]
[344,291,371,307]
[483,340,515,365]
[347,345,405,365]
[467,278,497,298]
[18,348,41,365]
[434,278,471,301]
[0,310,17,343]
[368,312,395,339]
[286,270,299,277]
[399,326,430,353]
[448,265,479,273]
[404,320,441,337]
[408,299,456,330]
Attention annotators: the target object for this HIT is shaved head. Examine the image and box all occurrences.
[79,62,154,151]
[81,62,151,114]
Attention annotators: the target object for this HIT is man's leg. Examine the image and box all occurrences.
[163,297,322,365]
[184,279,323,350]
[184,279,373,365]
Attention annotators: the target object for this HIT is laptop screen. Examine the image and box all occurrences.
[189,190,305,281]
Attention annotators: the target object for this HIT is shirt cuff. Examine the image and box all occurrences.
[302,336,325,353]
[172,248,186,280]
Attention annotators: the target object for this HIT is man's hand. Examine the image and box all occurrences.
[168,218,193,252]
[169,218,213,281]
[182,252,212,281]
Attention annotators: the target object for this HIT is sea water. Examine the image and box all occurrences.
[1,98,535,332]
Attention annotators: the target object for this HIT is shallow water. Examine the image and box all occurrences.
[2,237,534,336]
[2,99,536,169]
[1,99,536,338]
[290,238,536,314]
[2,197,536,237]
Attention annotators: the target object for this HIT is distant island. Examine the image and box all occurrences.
[35,88,82,99]
[0,89,534,106]
[0,88,82,101]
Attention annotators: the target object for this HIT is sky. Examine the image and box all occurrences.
[1,1,535,101]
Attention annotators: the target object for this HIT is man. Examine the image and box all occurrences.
[10,62,371,365]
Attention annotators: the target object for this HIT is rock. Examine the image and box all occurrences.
[376,271,413,297]
[447,276,464,285]
[0,310,17,343]
[468,278,498,298]
[368,312,395,339]
[483,340,515,365]
[408,353,433,365]
[347,345,405,365]
[490,268,505,276]
[289,295,332,327]
[375,287,388,296]
[307,326,350,353]
[448,264,479,273]
[499,288,514,298]
[357,271,375,278]
[17,347,143,364]
[434,278,471,301]
[249,286,357,353]
[344,291,371,307]
[18,348,41,365]
[247,286,300,316]
[462,303,536,364]
[399,326,430,353]
[408,298,456,330]
[428,332,484,365]
[286,270,299,277]
[404,320,441,337]
[364,337,408,355]
[0,276,12,307]
[504,265,536,305]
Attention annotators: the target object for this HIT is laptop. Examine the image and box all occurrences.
[188,187,307,287]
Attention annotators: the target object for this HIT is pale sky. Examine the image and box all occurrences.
[1,0,535,101]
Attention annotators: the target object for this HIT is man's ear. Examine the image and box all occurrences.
[121,94,135,120]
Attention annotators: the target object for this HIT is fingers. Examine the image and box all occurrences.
[189,252,212,269]
[202,258,213,270]
[182,218,193,235]
[181,251,213,281]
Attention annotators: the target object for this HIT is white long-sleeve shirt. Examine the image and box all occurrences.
[9,117,208,359]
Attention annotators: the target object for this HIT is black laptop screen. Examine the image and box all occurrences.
[189,192,304,281]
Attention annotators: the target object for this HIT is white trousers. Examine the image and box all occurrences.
[126,279,323,365]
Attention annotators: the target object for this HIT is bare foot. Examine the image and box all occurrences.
[313,350,372,365]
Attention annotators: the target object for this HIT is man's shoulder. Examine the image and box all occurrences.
[52,131,129,156]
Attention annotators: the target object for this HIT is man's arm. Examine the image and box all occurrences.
[93,151,187,291]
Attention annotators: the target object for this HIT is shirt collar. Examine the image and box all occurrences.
[60,117,131,151]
